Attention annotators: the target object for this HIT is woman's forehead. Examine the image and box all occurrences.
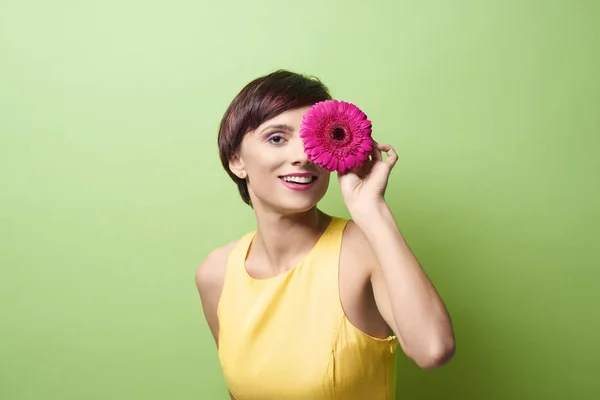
[256,106,312,131]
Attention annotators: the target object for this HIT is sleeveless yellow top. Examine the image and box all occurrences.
[217,217,398,400]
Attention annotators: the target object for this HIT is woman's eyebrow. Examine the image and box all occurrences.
[259,124,294,134]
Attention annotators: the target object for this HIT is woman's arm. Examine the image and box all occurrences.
[195,242,238,399]
[354,203,455,369]
[339,143,455,369]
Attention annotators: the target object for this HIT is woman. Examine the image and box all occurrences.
[195,70,455,399]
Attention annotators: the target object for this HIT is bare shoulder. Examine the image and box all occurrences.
[195,240,238,292]
[195,240,239,345]
[341,219,378,272]
[339,219,378,296]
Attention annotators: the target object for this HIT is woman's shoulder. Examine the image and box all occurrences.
[194,239,242,344]
[341,219,370,247]
[195,239,240,291]
[340,218,378,271]
[327,215,370,248]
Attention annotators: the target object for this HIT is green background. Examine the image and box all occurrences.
[1,0,598,399]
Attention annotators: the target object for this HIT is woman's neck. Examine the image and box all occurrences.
[248,207,331,276]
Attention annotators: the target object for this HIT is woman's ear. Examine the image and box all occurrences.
[229,153,247,179]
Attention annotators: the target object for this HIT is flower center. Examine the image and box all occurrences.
[331,126,346,141]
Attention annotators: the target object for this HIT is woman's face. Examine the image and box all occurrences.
[230,106,330,213]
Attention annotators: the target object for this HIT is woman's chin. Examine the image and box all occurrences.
[249,183,328,214]
[254,195,322,215]
[276,200,320,215]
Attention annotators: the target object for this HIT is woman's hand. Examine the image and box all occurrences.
[338,142,399,218]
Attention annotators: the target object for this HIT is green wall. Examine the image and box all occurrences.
[1,1,598,399]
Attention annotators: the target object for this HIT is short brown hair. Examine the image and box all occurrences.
[217,69,332,205]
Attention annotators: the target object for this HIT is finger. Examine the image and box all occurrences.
[377,143,398,167]
[348,162,370,178]
[371,141,383,162]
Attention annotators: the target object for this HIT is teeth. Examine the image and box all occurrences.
[282,176,314,183]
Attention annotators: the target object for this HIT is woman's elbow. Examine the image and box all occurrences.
[413,338,456,370]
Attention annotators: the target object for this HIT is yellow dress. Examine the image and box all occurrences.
[217,217,398,399]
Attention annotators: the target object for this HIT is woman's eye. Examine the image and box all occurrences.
[268,134,285,144]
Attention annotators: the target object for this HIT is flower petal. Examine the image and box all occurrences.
[326,156,338,171]
[299,99,376,173]
[316,152,332,165]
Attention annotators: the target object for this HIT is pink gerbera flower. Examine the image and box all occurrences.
[299,100,373,174]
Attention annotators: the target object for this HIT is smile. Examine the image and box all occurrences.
[280,176,316,184]
[278,174,318,190]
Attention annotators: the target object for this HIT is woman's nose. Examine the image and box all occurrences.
[291,137,310,165]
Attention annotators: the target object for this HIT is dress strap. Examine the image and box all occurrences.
[318,216,350,249]
[226,231,255,270]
